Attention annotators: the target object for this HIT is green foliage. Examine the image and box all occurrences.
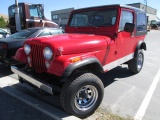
[0,16,7,28]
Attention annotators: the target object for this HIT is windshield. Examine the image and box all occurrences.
[29,5,43,18]
[8,29,39,39]
[69,8,117,27]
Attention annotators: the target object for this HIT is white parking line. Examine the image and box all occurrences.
[134,68,160,120]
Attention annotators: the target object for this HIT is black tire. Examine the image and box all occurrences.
[18,76,25,83]
[128,50,144,74]
[60,72,104,118]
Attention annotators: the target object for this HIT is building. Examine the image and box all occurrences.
[51,8,74,29]
[127,3,157,22]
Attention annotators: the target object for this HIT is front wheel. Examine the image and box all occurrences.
[60,73,104,118]
[128,50,144,74]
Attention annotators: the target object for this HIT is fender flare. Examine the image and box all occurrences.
[134,40,147,58]
[62,57,103,77]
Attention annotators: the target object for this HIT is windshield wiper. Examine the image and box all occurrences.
[87,23,98,28]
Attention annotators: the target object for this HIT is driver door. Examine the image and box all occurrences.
[116,9,135,59]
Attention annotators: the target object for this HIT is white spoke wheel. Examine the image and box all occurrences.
[60,73,104,118]
[128,50,144,74]
[137,53,143,71]
[75,85,98,111]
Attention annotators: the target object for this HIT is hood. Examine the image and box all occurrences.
[0,37,26,49]
[0,37,26,43]
[26,33,111,55]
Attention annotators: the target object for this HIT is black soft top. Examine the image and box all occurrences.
[74,4,145,14]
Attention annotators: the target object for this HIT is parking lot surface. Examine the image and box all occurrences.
[0,89,55,120]
[0,30,160,120]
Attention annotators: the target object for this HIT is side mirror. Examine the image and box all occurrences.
[124,23,135,33]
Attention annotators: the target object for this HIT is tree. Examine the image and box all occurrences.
[0,16,7,28]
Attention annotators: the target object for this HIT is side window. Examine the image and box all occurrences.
[137,13,146,32]
[38,30,51,37]
[119,10,133,31]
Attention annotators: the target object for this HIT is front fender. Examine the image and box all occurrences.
[14,47,27,63]
[47,54,103,77]
[62,57,103,77]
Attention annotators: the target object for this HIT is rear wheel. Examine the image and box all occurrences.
[128,50,144,74]
[60,73,104,118]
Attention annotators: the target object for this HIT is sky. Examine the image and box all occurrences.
[0,0,160,20]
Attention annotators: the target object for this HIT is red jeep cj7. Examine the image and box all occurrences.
[11,5,147,118]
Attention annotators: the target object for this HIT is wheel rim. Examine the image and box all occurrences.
[74,85,98,111]
[137,53,143,71]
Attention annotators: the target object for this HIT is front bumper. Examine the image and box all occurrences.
[11,64,57,95]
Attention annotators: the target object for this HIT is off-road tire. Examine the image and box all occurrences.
[128,50,144,74]
[60,72,104,118]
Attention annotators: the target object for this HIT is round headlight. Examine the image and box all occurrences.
[24,44,31,55]
[43,47,53,60]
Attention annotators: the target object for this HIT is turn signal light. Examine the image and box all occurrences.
[71,57,81,63]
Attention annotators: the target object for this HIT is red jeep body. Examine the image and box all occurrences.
[12,5,147,118]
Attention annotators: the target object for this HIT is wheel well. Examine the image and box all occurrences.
[134,41,146,59]
[140,42,146,50]
[71,63,103,75]
[63,58,103,77]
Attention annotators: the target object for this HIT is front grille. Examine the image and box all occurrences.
[30,44,46,72]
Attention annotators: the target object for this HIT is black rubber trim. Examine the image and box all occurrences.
[134,40,146,58]
[62,57,103,77]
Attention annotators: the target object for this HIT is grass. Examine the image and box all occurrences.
[84,108,134,120]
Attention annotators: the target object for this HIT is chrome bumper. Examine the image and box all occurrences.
[11,65,54,95]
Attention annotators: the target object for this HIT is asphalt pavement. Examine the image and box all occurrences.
[0,89,54,120]
[0,30,160,120]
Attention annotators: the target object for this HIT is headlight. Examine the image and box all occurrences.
[24,44,31,55]
[43,47,53,60]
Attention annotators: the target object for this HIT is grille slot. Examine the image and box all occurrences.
[30,44,46,72]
